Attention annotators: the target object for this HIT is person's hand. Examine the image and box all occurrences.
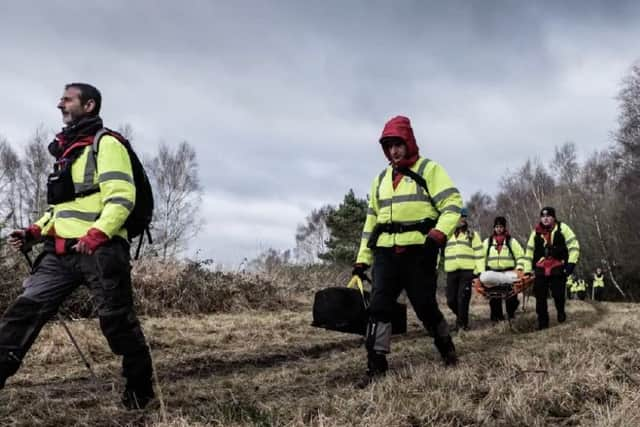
[72,228,109,255]
[8,225,41,252]
[426,229,447,248]
[351,263,369,281]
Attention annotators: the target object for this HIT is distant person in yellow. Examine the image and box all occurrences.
[482,216,525,321]
[443,208,483,330]
[592,268,605,301]
[352,115,462,387]
[522,207,580,330]
[567,274,577,299]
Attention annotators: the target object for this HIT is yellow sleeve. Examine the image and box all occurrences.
[425,161,462,237]
[93,135,136,238]
[562,223,580,264]
[473,231,484,274]
[511,238,525,270]
[355,176,380,265]
[522,231,536,273]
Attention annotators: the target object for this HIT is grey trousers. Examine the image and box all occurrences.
[0,238,152,388]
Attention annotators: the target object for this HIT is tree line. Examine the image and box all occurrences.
[293,63,640,300]
[0,125,202,260]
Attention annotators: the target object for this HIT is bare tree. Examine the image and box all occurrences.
[0,137,21,230]
[19,126,51,225]
[294,205,332,263]
[147,141,202,260]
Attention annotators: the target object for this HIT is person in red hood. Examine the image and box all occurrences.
[522,207,580,330]
[352,115,463,387]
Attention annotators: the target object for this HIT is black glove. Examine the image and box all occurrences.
[564,263,575,276]
[352,263,370,281]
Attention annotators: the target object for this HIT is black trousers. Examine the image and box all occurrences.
[0,238,152,388]
[368,246,450,355]
[489,295,519,321]
[594,287,604,301]
[533,267,566,329]
[446,270,473,327]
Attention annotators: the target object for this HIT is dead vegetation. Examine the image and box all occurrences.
[0,272,638,427]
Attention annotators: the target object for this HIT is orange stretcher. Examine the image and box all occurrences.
[473,270,535,300]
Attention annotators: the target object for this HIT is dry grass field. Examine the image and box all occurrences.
[0,284,638,427]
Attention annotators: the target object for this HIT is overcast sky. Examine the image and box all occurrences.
[1,1,638,266]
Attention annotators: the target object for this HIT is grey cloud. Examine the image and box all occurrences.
[1,1,639,263]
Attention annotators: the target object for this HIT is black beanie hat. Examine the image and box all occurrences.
[494,216,507,227]
[540,206,556,218]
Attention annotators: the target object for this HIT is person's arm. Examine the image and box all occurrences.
[473,232,484,274]
[511,238,525,271]
[355,176,380,266]
[424,161,462,239]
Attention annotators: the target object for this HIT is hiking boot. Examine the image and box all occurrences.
[434,336,458,367]
[122,383,155,410]
[557,312,567,323]
[356,352,387,389]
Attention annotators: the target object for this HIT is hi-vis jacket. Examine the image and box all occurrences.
[482,235,526,272]
[567,275,576,290]
[593,274,605,288]
[36,134,135,240]
[444,229,483,274]
[574,279,587,292]
[355,157,463,265]
[522,222,580,273]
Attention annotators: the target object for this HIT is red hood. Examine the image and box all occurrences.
[379,115,419,167]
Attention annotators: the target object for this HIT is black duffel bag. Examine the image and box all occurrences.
[311,284,407,336]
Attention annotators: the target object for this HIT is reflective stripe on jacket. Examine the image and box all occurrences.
[444,230,483,273]
[482,236,525,272]
[35,134,135,240]
[593,274,605,288]
[356,157,462,265]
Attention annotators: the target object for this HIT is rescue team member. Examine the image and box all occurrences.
[592,268,605,301]
[522,207,580,330]
[566,274,577,299]
[0,84,154,409]
[482,216,525,321]
[443,208,483,330]
[352,115,462,387]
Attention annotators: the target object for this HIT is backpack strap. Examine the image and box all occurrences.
[505,236,516,263]
[485,236,493,269]
[396,158,439,212]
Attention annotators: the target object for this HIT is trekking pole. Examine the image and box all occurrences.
[17,243,100,386]
[57,314,100,386]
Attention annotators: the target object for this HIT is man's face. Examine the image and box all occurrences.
[540,213,555,227]
[458,216,468,228]
[596,268,602,274]
[57,87,93,125]
[494,224,505,235]
[386,140,407,164]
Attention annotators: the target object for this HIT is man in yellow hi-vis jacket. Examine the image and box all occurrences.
[443,208,483,330]
[352,115,462,386]
[522,207,580,330]
[1,83,153,409]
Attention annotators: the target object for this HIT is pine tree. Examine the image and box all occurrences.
[319,189,367,265]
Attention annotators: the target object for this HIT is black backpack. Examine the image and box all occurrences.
[93,128,153,258]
